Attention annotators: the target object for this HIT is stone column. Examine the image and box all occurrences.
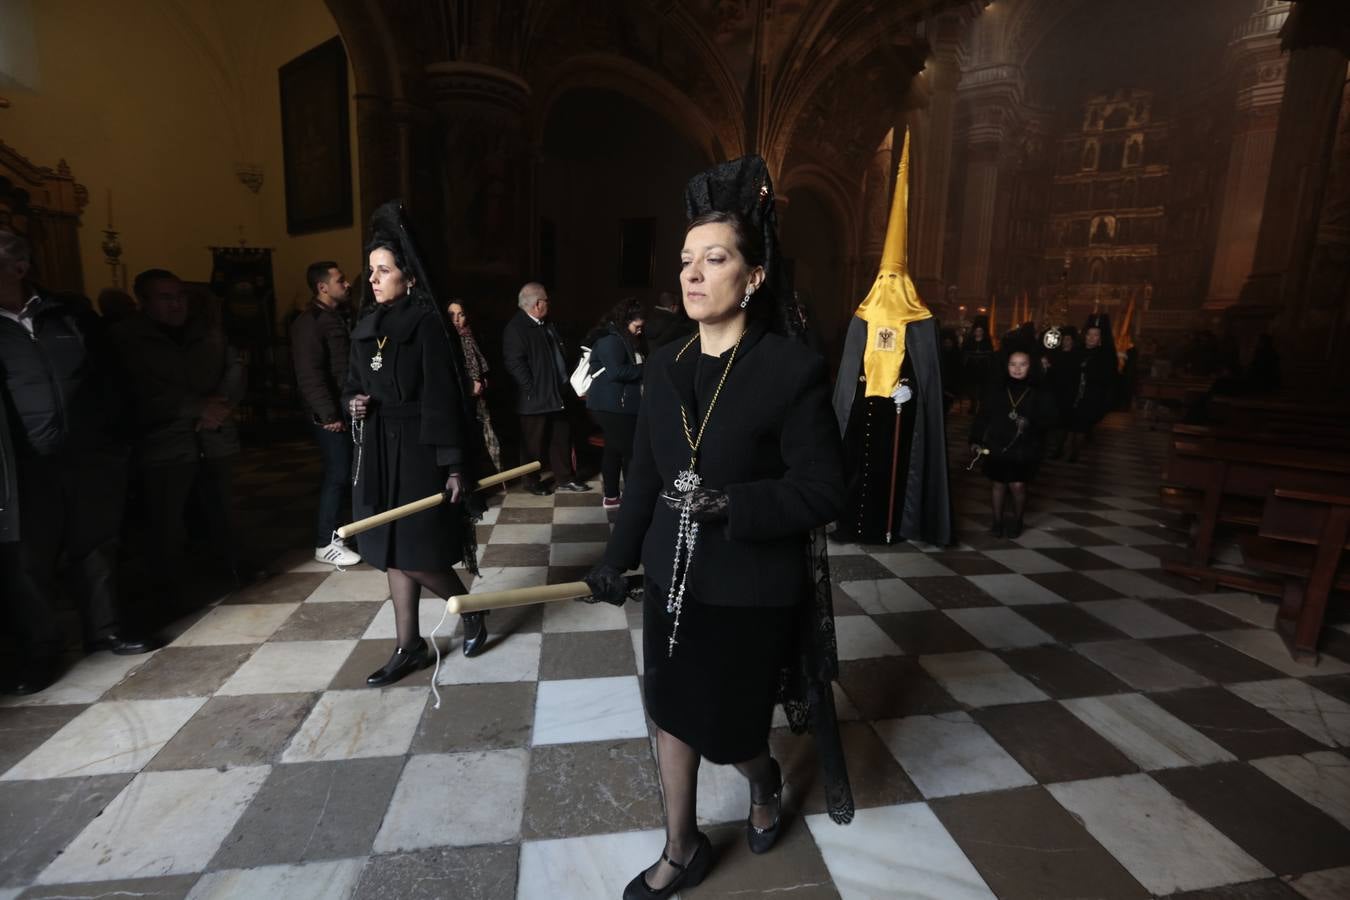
[909,18,963,307]
[1204,4,1288,309]
[952,65,1020,308]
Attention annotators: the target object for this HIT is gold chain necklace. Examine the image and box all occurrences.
[1007,384,1029,421]
[370,335,389,372]
[672,329,745,492]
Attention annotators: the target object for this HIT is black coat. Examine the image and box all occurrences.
[604,323,844,609]
[342,299,474,572]
[290,301,351,424]
[644,307,697,351]
[0,394,15,542]
[585,327,643,415]
[1072,346,1117,430]
[501,308,568,415]
[970,378,1058,463]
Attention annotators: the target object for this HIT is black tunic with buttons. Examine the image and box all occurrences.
[342,299,474,572]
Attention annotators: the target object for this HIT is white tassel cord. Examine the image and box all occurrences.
[427,603,453,709]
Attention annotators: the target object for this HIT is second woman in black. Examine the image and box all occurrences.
[584,297,645,507]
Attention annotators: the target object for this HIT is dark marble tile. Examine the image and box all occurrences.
[146,693,317,771]
[1143,598,1262,633]
[1146,635,1284,684]
[0,704,86,776]
[974,702,1138,783]
[684,818,837,899]
[496,506,554,524]
[836,656,961,720]
[521,738,663,839]
[1035,547,1121,571]
[18,875,201,899]
[104,645,254,700]
[906,576,1000,609]
[872,610,984,656]
[996,646,1132,699]
[329,639,435,690]
[352,845,518,900]
[551,523,613,543]
[546,565,592,586]
[412,682,536,752]
[210,757,405,869]
[553,491,599,507]
[1154,762,1350,875]
[1054,511,1121,527]
[1318,626,1350,665]
[0,774,135,886]
[270,601,385,642]
[474,523,493,544]
[1307,673,1350,705]
[930,552,1012,576]
[219,572,329,605]
[770,722,920,814]
[1148,688,1327,759]
[1135,568,1207,595]
[1028,570,1124,601]
[933,786,1149,900]
[827,554,897,583]
[1168,880,1305,900]
[1015,603,1130,644]
[1045,527,1117,547]
[540,630,636,680]
[487,603,545,638]
[480,543,552,567]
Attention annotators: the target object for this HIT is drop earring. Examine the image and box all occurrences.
[740,291,751,309]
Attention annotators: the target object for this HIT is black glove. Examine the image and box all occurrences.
[582,563,629,606]
[660,487,729,523]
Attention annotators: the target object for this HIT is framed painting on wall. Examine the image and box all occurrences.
[279,37,352,235]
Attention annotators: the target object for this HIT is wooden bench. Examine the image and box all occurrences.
[1138,377,1213,427]
[1239,488,1350,664]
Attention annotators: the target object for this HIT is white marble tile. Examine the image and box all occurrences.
[967,573,1066,606]
[1213,629,1350,677]
[919,651,1049,707]
[979,548,1070,574]
[694,758,753,826]
[1010,528,1074,549]
[467,566,550,595]
[0,651,146,708]
[282,687,426,763]
[839,579,934,614]
[172,603,298,646]
[1290,867,1350,900]
[834,615,904,660]
[1084,569,1184,599]
[549,541,607,566]
[553,506,611,524]
[490,524,553,543]
[825,540,867,556]
[303,568,391,603]
[500,490,557,508]
[873,552,956,578]
[216,640,355,695]
[517,829,667,900]
[543,597,629,632]
[533,676,647,745]
[0,888,21,900]
[1085,544,1164,569]
[3,697,206,780]
[1088,526,1166,546]
[1061,694,1235,770]
[1076,640,1211,691]
[1079,598,1195,639]
[476,503,502,524]
[188,859,365,900]
[807,803,994,900]
[37,766,270,884]
[1047,773,1271,895]
[873,712,1035,798]
[435,631,542,684]
[360,597,458,641]
[1228,679,1350,747]
[375,749,528,851]
[1191,592,1277,629]
[773,682,861,728]
[943,607,1055,649]
[630,628,644,673]
[1251,752,1350,830]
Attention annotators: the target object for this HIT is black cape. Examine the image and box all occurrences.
[832,316,953,546]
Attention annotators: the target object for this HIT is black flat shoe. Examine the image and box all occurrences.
[527,483,553,496]
[989,518,1005,538]
[623,832,712,900]
[6,657,65,696]
[1006,516,1024,539]
[462,612,488,657]
[86,633,161,656]
[747,758,784,854]
[366,638,432,687]
[557,480,592,492]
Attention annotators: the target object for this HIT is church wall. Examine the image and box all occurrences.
[3,0,360,318]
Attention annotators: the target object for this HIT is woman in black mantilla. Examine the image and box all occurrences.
[969,339,1057,538]
[342,201,487,687]
[585,158,853,900]
[1065,313,1117,462]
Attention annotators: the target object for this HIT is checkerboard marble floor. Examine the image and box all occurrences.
[4,413,1350,899]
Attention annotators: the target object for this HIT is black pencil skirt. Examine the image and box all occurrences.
[642,579,797,765]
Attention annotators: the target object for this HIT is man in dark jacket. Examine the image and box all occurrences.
[502,282,589,494]
[291,261,360,566]
[0,231,155,695]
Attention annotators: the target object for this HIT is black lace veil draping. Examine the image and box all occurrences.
[685,157,855,825]
[361,199,486,574]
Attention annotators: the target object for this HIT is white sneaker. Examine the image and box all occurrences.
[315,540,361,567]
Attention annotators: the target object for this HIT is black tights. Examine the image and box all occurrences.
[386,567,467,649]
[991,481,1027,525]
[645,727,777,889]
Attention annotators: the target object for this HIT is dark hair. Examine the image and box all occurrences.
[133,268,179,302]
[359,236,420,316]
[306,260,339,295]
[588,296,643,345]
[685,210,765,269]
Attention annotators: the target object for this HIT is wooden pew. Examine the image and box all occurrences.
[1239,488,1350,664]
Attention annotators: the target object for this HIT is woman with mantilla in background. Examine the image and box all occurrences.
[343,201,488,687]
[585,156,854,900]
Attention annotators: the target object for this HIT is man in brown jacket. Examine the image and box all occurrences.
[292,261,360,565]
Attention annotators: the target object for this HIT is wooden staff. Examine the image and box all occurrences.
[336,461,541,540]
[446,573,643,614]
[885,405,903,544]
